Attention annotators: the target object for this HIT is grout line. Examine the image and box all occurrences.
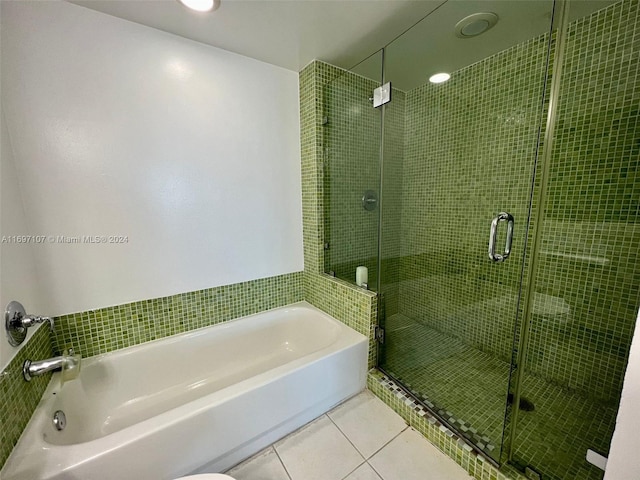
[326,392,410,462]
[366,460,385,480]
[365,425,409,461]
[272,445,294,480]
[230,405,408,480]
[325,413,368,461]
[327,409,410,464]
[339,460,368,480]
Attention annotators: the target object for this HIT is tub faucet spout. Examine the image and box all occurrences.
[23,349,81,382]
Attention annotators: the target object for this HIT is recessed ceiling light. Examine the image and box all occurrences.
[455,13,499,38]
[177,0,219,13]
[429,73,451,84]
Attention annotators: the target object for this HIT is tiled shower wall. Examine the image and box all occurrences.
[323,69,381,284]
[322,66,406,316]
[524,0,640,400]
[396,0,639,401]
[379,90,406,317]
[397,33,550,363]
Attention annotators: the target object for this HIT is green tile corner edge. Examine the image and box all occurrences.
[0,325,54,471]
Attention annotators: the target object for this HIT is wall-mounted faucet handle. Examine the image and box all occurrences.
[5,301,53,347]
[20,314,53,329]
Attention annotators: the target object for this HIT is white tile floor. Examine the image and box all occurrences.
[226,390,473,480]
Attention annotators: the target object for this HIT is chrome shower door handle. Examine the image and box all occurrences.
[488,212,514,262]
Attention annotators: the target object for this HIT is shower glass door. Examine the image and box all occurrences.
[377,0,555,463]
[510,1,640,478]
[323,52,383,288]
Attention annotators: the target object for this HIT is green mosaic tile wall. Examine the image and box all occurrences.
[523,0,640,401]
[304,271,377,368]
[379,88,406,317]
[386,29,552,462]
[300,61,342,275]
[321,58,407,320]
[0,325,53,470]
[53,272,304,358]
[322,63,381,284]
[396,32,550,362]
[390,0,639,403]
[299,60,379,369]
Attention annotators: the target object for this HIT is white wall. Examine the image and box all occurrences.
[1,108,46,370]
[0,0,302,364]
[604,307,640,480]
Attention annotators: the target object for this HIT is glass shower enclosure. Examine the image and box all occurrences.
[322,0,640,479]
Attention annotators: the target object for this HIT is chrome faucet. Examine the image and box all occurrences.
[23,349,81,382]
[5,300,53,347]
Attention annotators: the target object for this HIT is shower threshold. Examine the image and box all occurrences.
[375,366,502,468]
[376,365,500,468]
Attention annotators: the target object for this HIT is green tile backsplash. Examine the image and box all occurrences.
[304,271,377,368]
[0,325,53,469]
[53,272,304,357]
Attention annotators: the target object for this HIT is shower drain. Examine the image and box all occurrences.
[53,410,66,431]
[507,394,535,411]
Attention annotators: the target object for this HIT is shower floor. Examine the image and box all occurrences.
[381,313,617,480]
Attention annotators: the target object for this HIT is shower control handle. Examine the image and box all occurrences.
[488,212,514,262]
[362,190,378,211]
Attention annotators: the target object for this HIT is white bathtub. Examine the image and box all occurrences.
[2,301,368,480]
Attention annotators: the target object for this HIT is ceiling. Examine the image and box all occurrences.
[69,0,447,72]
[354,0,616,90]
[70,0,616,89]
